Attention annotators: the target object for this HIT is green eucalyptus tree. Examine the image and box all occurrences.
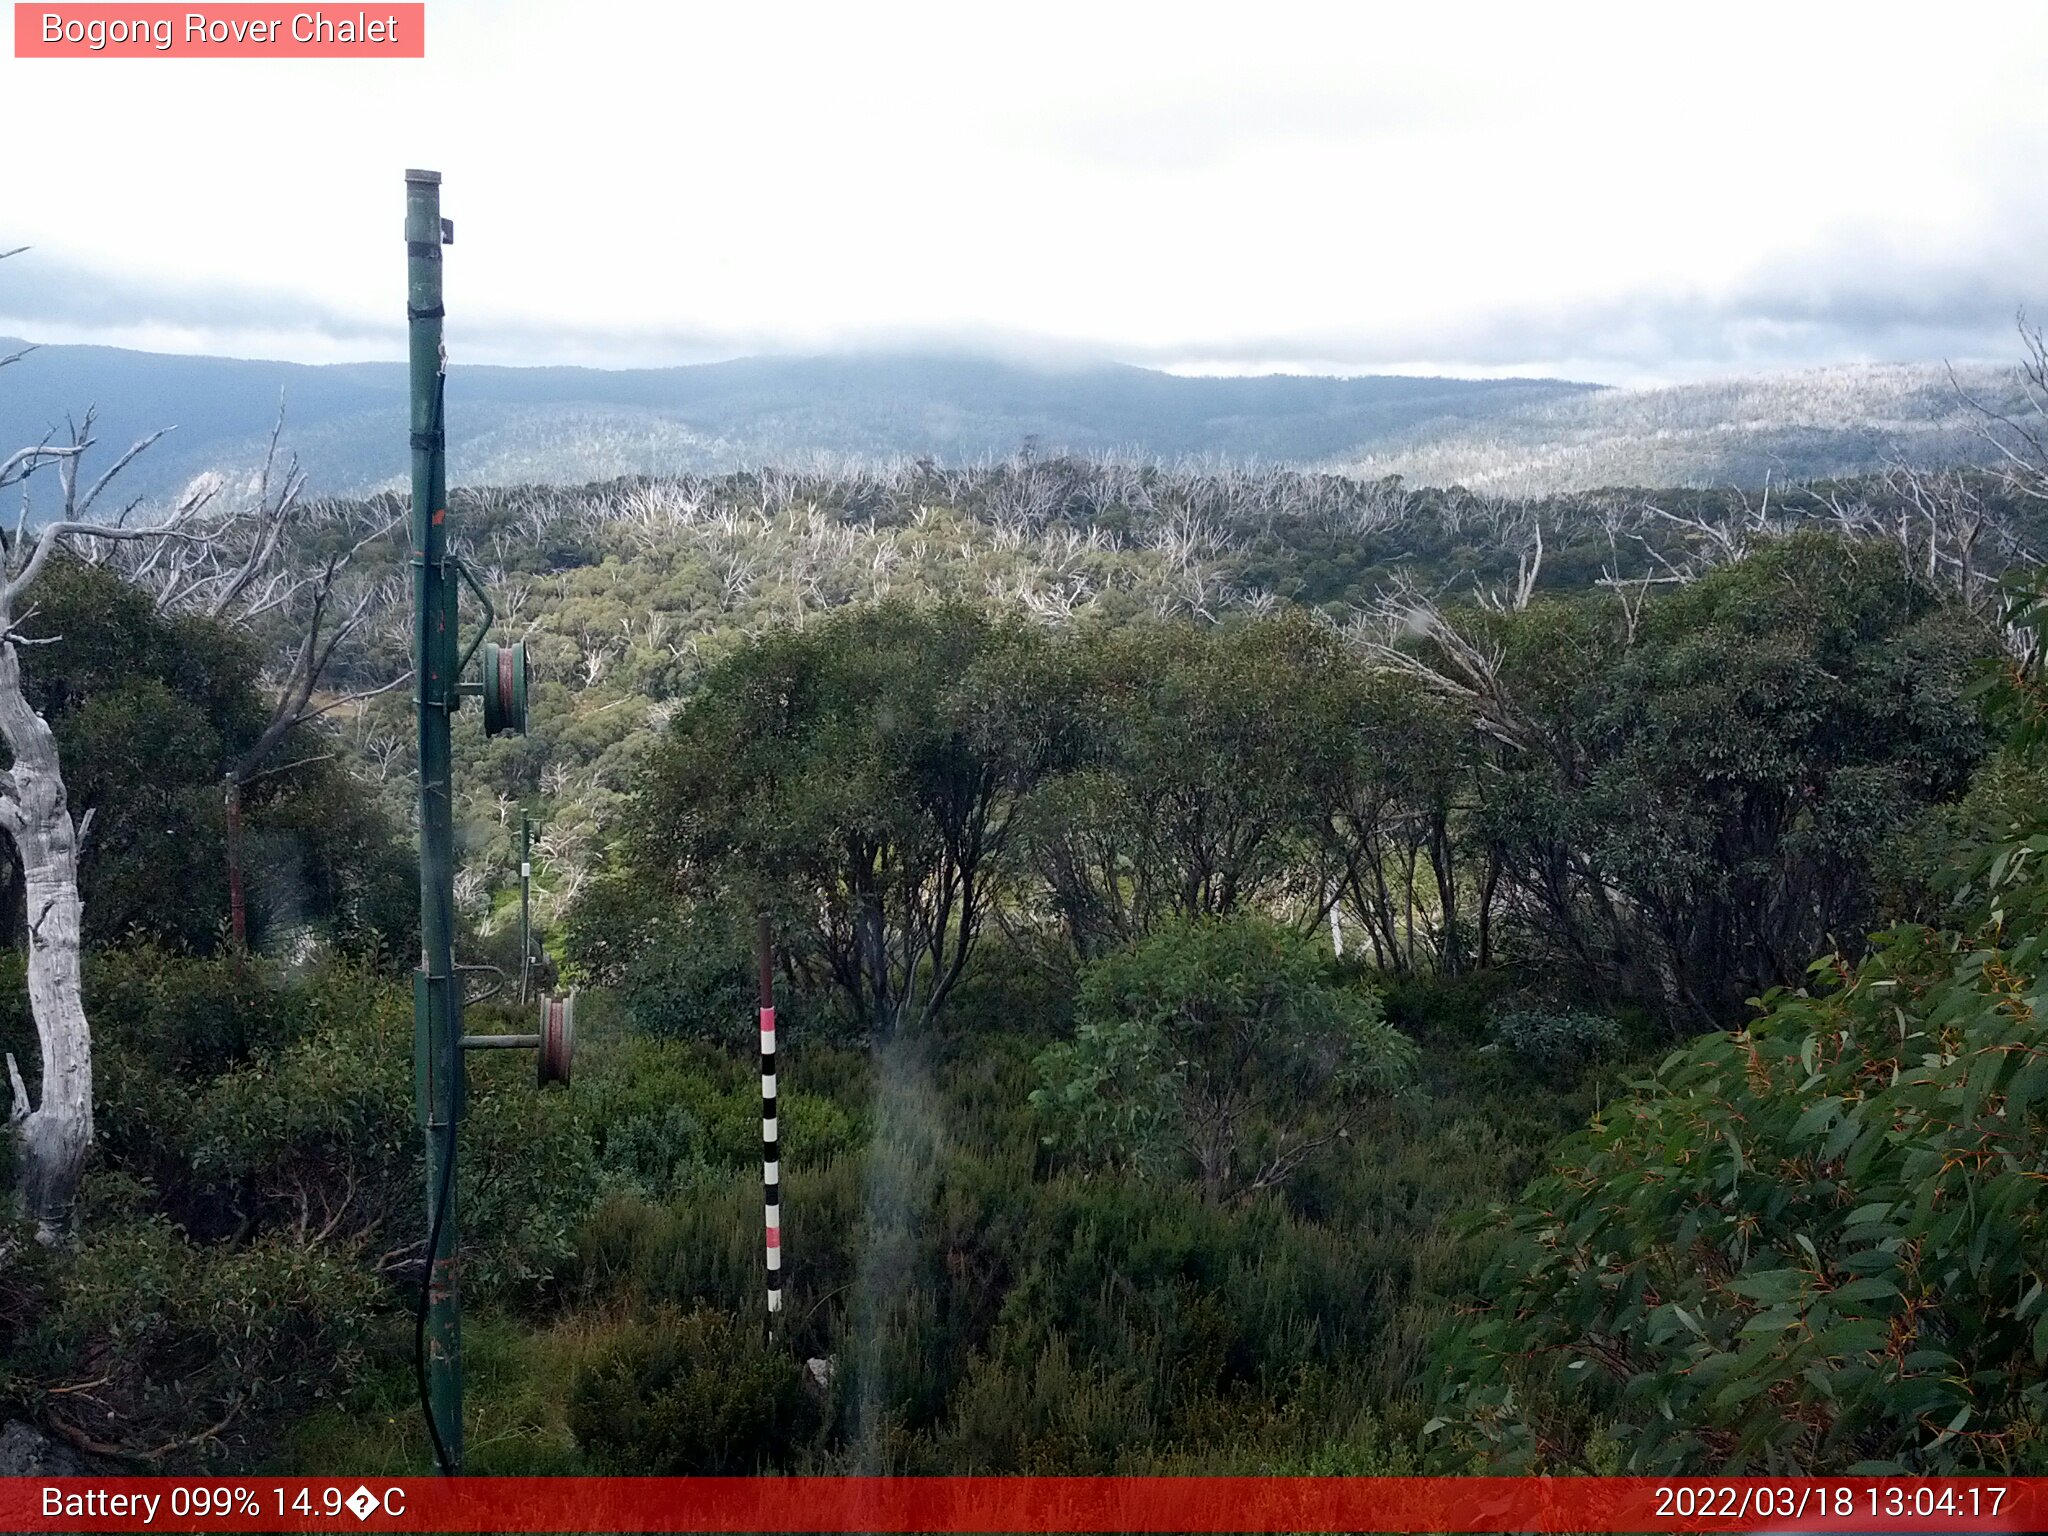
[1024,613,1349,959]
[635,601,1074,1037]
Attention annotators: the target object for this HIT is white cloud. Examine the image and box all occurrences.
[3,0,2043,382]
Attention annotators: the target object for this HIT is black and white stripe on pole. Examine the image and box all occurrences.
[758,912,781,1329]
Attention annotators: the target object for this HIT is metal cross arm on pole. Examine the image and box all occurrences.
[459,989,575,1087]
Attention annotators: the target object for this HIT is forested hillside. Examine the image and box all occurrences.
[298,458,2034,952]
[0,343,1591,503]
[0,335,2030,502]
[5,415,2048,1475]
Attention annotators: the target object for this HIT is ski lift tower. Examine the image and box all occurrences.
[406,168,571,1475]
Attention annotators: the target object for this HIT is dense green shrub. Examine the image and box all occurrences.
[576,1037,862,1198]
[573,1153,867,1350]
[1033,916,1413,1199]
[1372,968,1514,1047]
[569,1306,820,1472]
[459,1043,608,1299]
[556,871,661,988]
[617,903,762,1049]
[1428,747,2048,1472]
[1021,614,1356,957]
[20,1212,382,1462]
[5,950,606,1459]
[1485,1008,1622,1085]
[631,601,1077,1039]
[0,559,413,959]
[1471,534,1990,1027]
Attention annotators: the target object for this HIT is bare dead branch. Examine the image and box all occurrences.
[73,429,173,521]
[0,441,84,494]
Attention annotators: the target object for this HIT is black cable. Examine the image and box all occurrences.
[415,1122,459,1476]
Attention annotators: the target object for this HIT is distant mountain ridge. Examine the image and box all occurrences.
[0,343,1593,501]
[1336,361,2018,494]
[0,340,2019,501]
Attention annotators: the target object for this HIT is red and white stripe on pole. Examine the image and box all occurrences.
[758,912,781,1323]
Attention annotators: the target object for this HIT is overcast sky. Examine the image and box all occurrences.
[3,0,2043,385]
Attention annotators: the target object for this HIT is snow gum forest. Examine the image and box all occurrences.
[9,332,2048,1479]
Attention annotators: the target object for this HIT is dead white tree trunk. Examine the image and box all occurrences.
[0,473,210,1238]
[0,626,91,1241]
[0,281,210,1234]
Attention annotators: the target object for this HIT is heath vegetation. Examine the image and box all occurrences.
[7,336,2048,1474]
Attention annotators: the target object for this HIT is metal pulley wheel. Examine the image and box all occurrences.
[538,990,575,1087]
[481,640,528,737]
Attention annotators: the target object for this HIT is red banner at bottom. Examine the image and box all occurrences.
[5,1476,2045,1533]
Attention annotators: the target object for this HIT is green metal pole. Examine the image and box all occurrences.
[519,812,531,1005]
[406,167,463,1474]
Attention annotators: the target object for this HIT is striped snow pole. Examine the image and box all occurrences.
[758,912,782,1329]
